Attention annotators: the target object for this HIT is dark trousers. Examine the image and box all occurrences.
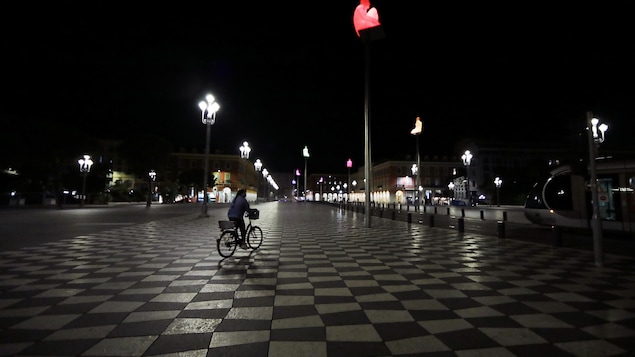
[229,217,246,240]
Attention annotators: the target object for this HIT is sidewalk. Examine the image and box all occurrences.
[1,202,634,356]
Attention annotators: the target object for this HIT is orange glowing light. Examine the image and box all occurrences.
[353,0,381,37]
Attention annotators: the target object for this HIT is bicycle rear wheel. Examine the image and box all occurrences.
[247,225,263,249]
[217,231,237,257]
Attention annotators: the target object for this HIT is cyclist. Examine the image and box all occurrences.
[227,188,249,249]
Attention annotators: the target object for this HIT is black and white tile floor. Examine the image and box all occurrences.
[1,203,634,356]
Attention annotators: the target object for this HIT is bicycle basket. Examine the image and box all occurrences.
[247,208,260,219]
[219,221,236,230]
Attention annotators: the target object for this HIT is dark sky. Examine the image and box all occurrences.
[4,2,634,174]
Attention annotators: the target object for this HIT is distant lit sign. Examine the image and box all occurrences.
[353,0,381,37]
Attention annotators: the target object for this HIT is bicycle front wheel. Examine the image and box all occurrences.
[247,226,263,249]
[217,231,237,258]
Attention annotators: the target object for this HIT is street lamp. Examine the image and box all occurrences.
[295,169,301,201]
[319,177,324,201]
[411,163,418,210]
[494,176,502,207]
[303,146,310,201]
[461,150,473,205]
[346,158,352,201]
[587,111,609,267]
[262,168,269,201]
[254,159,262,203]
[198,94,220,218]
[240,141,251,159]
[77,154,93,207]
[448,181,455,199]
[147,169,156,207]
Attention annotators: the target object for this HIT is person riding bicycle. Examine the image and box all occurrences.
[228,188,250,249]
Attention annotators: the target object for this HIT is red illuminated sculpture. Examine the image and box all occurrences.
[353,0,381,37]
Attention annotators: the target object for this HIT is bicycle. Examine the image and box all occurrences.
[217,208,263,258]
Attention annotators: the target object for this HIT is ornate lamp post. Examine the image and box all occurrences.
[238,141,251,188]
[254,159,262,203]
[240,141,251,159]
[448,181,455,200]
[587,111,609,267]
[352,180,357,202]
[346,158,353,201]
[295,169,301,201]
[303,146,310,201]
[262,168,268,202]
[198,94,220,218]
[77,154,93,207]
[147,169,156,207]
[461,150,473,205]
[494,176,502,207]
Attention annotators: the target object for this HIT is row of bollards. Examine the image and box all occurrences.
[346,202,509,238]
[343,202,565,247]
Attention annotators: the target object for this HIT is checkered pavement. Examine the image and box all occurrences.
[1,202,634,356]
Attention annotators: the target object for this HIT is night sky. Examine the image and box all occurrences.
[3,2,634,174]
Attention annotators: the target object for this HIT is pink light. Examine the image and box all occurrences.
[353,0,381,37]
[347,159,352,168]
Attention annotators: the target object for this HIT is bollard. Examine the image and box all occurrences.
[434,206,438,214]
[447,207,450,215]
[407,212,412,224]
[458,217,464,232]
[503,211,508,221]
[429,215,435,227]
[552,226,562,246]
[480,210,484,220]
[461,208,465,217]
[497,220,505,238]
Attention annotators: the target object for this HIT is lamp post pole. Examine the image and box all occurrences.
[411,164,418,210]
[254,159,262,203]
[494,176,502,207]
[295,169,301,201]
[461,150,472,205]
[198,94,220,218]
[448,182,455,200]
[587,111,609,267]
[346,158,352,202]
[77,154,93,208]
[147,170,156,207]
[303,146,310,201]
[410,117,423,210]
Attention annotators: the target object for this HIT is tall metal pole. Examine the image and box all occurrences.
[200,118,211,217]
[81,172,87,208]
[587,111,604,267]
[303,146,309,202]
[304,158,308,201]
[415,135,420,211]
[364,41,372,227]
